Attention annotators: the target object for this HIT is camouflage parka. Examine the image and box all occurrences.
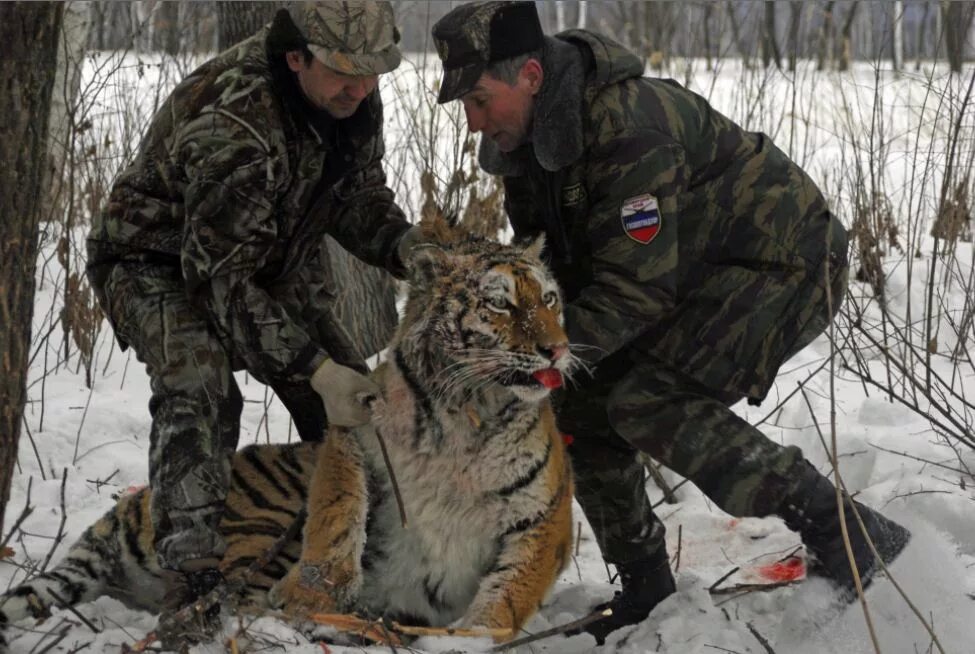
[483,30,847,401]
[87,28,411,383]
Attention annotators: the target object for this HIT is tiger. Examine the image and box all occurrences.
[0,218,577,647]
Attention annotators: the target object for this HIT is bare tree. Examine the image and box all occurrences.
[892,0,904,71]
[577,0,588,29]
[726,1,752,68]
[817,1,836,71]
[703,2,714,71]
[944,1,975,73]
[217,1,283,50]
[762,0,782,70]
[916,1,931,71]
[787,1,802,72]
[838,1,859,72]
[0,2,63,532]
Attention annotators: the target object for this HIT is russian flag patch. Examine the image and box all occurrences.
[621,193,661,244]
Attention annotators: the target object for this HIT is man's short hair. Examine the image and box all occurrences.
[484,50,542,86]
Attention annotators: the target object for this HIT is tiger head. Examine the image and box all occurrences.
[396,219,577,405]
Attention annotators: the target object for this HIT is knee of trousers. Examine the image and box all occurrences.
[604,370,682,460]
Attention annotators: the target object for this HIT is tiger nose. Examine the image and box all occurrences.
[538,343,568,363]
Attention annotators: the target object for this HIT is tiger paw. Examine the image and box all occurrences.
[268,563,337,616]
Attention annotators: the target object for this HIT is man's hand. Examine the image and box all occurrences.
[310,359,380,427]
[395,224,427,266]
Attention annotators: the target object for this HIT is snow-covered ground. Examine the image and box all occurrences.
[2,51,975,653]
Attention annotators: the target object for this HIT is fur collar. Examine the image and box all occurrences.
[478,36,587,176]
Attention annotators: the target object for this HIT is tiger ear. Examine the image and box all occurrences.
[523,233,546,261]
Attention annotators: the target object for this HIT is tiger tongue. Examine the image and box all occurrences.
[532,368,563,389]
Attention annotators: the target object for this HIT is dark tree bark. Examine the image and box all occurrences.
[817,1,836,71]
[0,2,63,534]
[838,2,859,72]
[703,3,714,71]
[217,1,282,50]
[916,1,931,71]
[788,1,802,72]
[944,1,975,74]
[218,1,398,361]
[762,0,782,70]
[726,1,751,68]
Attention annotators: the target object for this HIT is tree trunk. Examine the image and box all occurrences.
[555,1,566,32]
[726,1,751,68]
[577,1,588,29]
[944,1,974,73]
[892,0,904,72]
[762,1,782,69]
[217,1,281,50]
[703,3,714,71]
[916,0,931,71]
[838,2,859,72]
[817,1,835,71]
[0,1,63,536]
[218,1,397,360]
[788,1,802,72]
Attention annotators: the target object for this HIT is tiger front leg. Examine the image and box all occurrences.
[269,426,368,616]
[460,480,574,642]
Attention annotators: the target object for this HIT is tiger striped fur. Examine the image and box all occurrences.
[0,221,576,644]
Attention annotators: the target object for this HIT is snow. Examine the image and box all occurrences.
[3,51,975,653]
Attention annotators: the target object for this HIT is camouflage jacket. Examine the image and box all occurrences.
[87,29,411,383]
[483,31,847,400]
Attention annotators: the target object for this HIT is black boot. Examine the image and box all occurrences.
[782,461,910,597]
[581,546,676,645]
[156,558,226,650]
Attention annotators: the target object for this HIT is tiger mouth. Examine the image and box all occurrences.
[500,368,563,390]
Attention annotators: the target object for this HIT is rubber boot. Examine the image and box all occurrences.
[582,545,676,645]
[156,557,225,649]
[782,461,911,597]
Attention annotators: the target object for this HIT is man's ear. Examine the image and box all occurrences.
[285,50,305,72]
[520,58,544,95]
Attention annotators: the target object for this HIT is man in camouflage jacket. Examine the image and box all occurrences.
[432,1,910,643]
[86,1,422,629]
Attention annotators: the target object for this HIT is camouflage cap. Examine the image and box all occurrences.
[432,1,543,104]
[288,1,401,76]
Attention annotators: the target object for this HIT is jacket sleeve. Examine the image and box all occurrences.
[322,96,412,278]
[178,110,329,382]
[564,128,688,364]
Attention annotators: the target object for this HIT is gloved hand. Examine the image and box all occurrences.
[395,224,427,266]
[310,359,380,427]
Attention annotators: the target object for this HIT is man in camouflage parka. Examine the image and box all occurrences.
[86,1,423,634]
[432,1,911,643]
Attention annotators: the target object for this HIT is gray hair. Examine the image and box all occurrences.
[484,50,543,86]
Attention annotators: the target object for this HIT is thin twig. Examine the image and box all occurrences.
[47,588,101,633]
[38,469,69,574]
[1,479,34,552]
[372,427,408,529]
[489,608,613,652]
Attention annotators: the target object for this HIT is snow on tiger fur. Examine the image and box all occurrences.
[0,219,577,646]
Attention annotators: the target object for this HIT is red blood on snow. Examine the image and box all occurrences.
[756,556,806,583]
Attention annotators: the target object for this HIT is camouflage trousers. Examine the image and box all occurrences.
[102,263,330,571]
[560,253,848,566]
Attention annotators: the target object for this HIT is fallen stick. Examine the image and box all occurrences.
[490,607,613,652]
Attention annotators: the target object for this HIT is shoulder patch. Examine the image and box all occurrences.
[621,194,661,244]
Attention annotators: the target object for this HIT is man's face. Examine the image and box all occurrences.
[459,60,541,152]
[286,51,378,118]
